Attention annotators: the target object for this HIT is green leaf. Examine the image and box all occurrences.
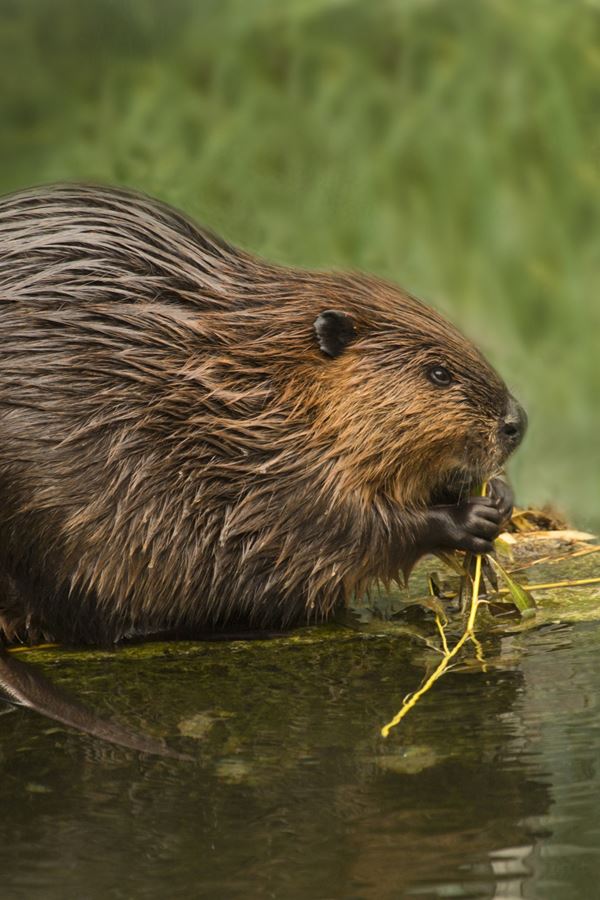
[489,557,537,615]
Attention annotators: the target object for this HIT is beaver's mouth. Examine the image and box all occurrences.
[431,451,504,505]
[429,466,483,505]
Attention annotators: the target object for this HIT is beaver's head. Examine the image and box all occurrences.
[306,275,527,506]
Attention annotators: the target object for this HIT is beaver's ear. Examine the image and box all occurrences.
[313,310,356,358]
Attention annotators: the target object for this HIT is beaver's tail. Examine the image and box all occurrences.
[0,646,190,759]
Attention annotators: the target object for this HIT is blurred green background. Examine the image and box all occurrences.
[0,0,598,527]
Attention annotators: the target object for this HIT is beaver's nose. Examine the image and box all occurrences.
[500,396,528,450]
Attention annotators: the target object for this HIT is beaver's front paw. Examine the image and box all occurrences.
[425,498,504,556]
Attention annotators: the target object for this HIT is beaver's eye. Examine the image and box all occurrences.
[427,365,453,387]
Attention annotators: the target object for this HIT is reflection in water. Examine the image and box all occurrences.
[0,625,599,898]
[0,649,189,759]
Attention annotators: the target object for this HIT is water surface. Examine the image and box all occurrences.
[2,611,600,899]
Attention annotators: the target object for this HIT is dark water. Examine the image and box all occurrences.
[1,621,600,900]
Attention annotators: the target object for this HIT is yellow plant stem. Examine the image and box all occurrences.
[569,546,600,559]
[492,576,600,596]
[525,576,600,591]
[381,544,484,738]
[434,614,449,655]
[509,544,600,574]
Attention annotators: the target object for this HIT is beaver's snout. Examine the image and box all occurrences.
[499,396,528,453]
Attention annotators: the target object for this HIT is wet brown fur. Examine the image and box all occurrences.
[0,184,512,644]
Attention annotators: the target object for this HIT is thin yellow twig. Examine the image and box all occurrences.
[434,613,449,655]
[523,577,600,591]
[380,553,483,737]
[509,544,600,574]
[569,545,600,560]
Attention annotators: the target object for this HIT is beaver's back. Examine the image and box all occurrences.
[0,185,369,643]
[0,183,254,312]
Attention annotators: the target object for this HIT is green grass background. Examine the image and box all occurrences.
[0,0,598,528]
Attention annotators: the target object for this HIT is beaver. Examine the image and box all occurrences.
[0,184,527,646]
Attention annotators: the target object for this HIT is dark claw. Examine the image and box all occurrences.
[462,536,495,556]
[467,515,501,541]
[467,506,503,525]
[470,496,498,508]
[487,476,514,524]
